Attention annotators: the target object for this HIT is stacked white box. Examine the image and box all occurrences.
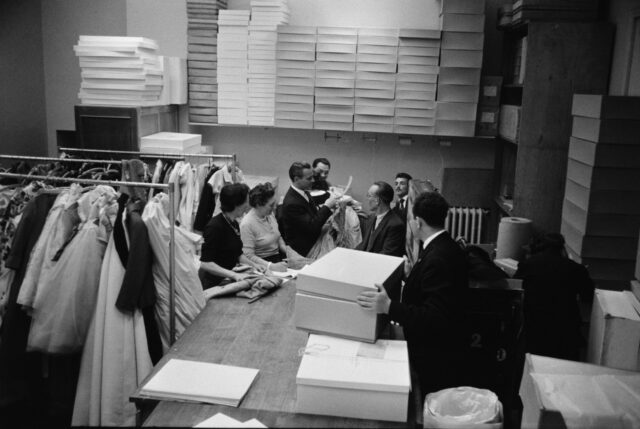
[74,36,163,107]
[296,334,411,422]
[217,10,250,124]
[436,0,485,136]
[353,28,398,133]
[313,27,358,131]
[295,248,404,342]
[274,26,316,129]
[394,29,441,135]
[140,132,202,154]
[247,0,289,126]
[186,0,227,123]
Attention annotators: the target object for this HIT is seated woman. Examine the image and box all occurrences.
[240,183,288,272]
[199,183,263,290]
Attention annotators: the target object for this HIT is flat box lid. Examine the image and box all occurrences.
[141,132,202,148]
[296,248,404,301]
[296,334,410,393]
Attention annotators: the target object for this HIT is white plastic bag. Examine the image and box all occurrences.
[423,387,503,429]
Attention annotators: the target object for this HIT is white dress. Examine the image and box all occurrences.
[142,193,205,351]
[26,186,118,354]
[71,207,153,427]
[17,185,82,309]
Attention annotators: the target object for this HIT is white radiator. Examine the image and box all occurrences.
[445,207,487,244]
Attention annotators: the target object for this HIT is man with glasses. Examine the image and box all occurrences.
[356,181,404,257]
[281,162,339,257]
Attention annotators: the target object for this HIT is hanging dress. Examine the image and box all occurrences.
[71,205,152,427]
[26,186,118,354]
[142,192,205,351]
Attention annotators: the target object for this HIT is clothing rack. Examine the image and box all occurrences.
[0,155,181,346]
[57,146,238,182]
[0,154,124,165]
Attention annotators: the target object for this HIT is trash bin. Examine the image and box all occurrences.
[423,386,503,429]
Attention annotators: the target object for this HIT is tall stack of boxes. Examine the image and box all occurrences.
[394,29,441,135]
[274,26,316,129]
[561,94,640,290]
[186,0,226,123]
[354,28,398,133]
[293,248,410,422]
[313,27,358,131]
[435,0,485,137]
[217,10,250,124]
[247,0,289,126]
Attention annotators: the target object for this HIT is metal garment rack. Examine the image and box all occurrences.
[0,154,181,345]
[57,146,238,182]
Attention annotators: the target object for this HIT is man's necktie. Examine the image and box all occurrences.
[399,199,405,212]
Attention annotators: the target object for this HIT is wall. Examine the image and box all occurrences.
[41,0,127,155]
[0,0,48,157]
[608,0,640,95]
[192,0,496,203]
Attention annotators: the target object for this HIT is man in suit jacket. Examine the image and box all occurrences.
[356,181,404,257]
[357,191,468,396]
[392,172,412,224]
[281,162,338,257]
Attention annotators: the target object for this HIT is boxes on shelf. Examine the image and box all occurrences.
[587,289,640,371]
[295,248,403,343]
[476,105,500,137]
[296,334,411,422]
[479,76,502,106]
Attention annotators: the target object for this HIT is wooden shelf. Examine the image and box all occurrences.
[494,196,514,215]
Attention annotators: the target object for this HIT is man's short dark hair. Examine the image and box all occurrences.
[289,162,311,181]
[249,183,275,208]
[395,172,412,181]
[412,191,449,228]
[373,181,394,206]
[312,158,330,169]
[219,183,249,213]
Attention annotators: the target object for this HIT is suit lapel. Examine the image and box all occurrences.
[368,212,391,251]
[290,187,316,215]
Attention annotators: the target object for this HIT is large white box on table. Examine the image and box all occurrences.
[587,289,640,371]
[296,334,411,422]
[295,248,404,342]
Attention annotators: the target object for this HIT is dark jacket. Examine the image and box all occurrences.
[356,211,404,257]
[388,231,468,394]
[514,248,594,361]
[392,199,408,225]
[281,186,332,257]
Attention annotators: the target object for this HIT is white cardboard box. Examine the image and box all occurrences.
[140,132,201,151]
[296,334,410,422]
[296,248,404,302]
[587,289,640,371]
[295,292,384,342]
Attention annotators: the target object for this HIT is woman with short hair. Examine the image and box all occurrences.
[240,183,288,272]
[199,183,261,289]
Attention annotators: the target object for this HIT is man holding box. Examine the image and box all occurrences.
[357,191,468,395]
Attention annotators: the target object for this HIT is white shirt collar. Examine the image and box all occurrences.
[422,229,446,250]
[375,209,389,228]
[291,184,308,202]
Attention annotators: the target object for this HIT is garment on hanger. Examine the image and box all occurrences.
[208,163,244,217]
[17,185,83,311]
[26,186,118,354]
[142,192,205,351]
[120,159,149,202]
[113,194,162,364]
[72,204,153,427]
[0,191,58,405]
[168,161,197,231]
[193,164,220,232]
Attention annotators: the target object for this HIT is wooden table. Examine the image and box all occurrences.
[131,280,421,427]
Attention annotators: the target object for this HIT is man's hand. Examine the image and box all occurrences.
[356,284,391,314]
[233,272,253,282]
[324,193,339,210]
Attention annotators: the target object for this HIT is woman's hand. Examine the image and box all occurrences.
[356,284,391,314]
[269,261,288,272]
[233,272,252,282]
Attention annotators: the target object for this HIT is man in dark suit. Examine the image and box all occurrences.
[356,181,404,257]
[281,162,338,257]
[392,172,412,224]
[357,191,468,396]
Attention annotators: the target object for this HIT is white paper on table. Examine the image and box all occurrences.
[194,413,244,428]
